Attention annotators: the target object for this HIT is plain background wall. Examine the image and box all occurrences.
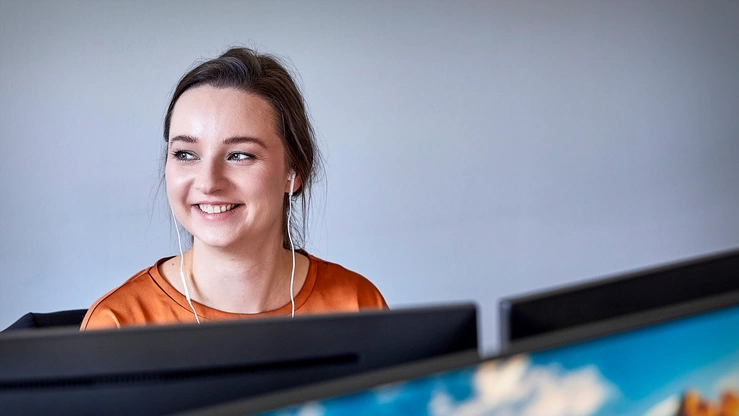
[1,0,738,352]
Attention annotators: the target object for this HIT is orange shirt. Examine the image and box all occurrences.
[81,254,387,330]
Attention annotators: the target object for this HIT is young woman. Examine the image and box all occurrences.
[81,48,386,330]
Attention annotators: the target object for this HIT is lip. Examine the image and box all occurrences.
[194,201,240,206]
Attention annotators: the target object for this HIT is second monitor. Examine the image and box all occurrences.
[499,247,739,348]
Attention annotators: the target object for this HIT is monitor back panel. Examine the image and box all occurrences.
[499,248,739,348]
[0,304,478,415]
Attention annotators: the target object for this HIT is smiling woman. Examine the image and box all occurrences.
[80,48,387,330]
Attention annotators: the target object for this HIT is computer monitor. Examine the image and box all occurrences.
[499,247,739,348]
[0,304,478,415]
[190,289,739,416]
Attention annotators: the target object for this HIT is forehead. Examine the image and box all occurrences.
[169,86,280,141]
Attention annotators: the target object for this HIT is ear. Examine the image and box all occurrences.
[285,171,302,195]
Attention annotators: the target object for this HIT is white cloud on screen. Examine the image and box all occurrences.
[429,354,613,416]
[642,395,680,416]
[715,371,739,392]
[294,401,325,416]
[374,381,408,404]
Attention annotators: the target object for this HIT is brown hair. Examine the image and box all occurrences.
[163,47,321,249]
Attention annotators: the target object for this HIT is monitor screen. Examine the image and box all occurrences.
[202,290,739,416]
[499,247,739,348]
[0,304,478,415]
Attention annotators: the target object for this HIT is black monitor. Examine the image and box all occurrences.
[0,304,478,415]
[187,289,739,415]
[499,247,739,348]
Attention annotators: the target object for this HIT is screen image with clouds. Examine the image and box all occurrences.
[255,302,739,416]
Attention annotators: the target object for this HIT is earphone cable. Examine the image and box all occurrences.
[172,209,201,324]
[288,184,296,318]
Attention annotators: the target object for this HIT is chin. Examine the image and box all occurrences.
[191,232,241,250]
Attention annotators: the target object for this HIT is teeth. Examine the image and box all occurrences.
[198,204,237,214]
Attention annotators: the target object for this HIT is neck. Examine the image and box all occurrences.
[184,233,295,314]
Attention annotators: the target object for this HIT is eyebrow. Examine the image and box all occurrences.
[169,135,267,148]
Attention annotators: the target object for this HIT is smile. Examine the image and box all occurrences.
[197,204,240,214]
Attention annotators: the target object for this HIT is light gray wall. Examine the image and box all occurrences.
[1,0,738,352]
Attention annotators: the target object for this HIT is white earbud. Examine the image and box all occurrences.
[288,171,296,197]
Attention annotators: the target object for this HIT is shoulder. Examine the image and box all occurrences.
[307,254,388,310]
[80,262,164,330]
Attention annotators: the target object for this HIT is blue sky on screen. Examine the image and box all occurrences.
[530,304,739,414]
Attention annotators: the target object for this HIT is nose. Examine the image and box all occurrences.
[194,159,228,194]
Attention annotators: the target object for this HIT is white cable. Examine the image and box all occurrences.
[288,174,296,318]
[169,172,295,322]
[172,208,200,324]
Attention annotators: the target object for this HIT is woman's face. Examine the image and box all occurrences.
[165,86,294,250]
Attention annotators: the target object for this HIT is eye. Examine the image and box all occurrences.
[171,150,196,161]
[228,152,254,161]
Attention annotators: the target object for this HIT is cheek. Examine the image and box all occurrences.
[164,165,188,201]
[263,174,289,202]
[238,168,283,195]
